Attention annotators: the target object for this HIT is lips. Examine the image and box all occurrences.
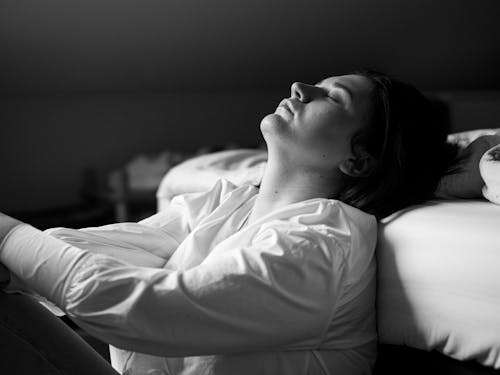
[277,99,294,114]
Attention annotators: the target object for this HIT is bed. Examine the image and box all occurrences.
[154,133,500,374]
[376,199,500,374]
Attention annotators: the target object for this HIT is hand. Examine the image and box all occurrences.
[0,263,11,288]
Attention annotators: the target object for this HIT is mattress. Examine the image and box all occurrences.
[377,199,500,368]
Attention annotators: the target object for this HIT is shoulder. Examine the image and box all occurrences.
[252,199,377,272]
[323,199,377,262]
[330,200,378,246]
[284,199,377,252]
[326,200,377,288]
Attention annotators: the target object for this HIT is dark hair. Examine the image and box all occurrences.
[338,70,459,219]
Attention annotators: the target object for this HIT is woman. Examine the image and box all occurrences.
[0,71,454,375]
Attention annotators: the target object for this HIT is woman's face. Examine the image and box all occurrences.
[261,74,374,173]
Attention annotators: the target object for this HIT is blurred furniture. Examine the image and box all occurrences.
[89,184,157,223]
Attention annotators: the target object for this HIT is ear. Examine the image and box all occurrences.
[339,149,376,178]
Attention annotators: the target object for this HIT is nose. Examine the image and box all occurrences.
[290,82,318,102]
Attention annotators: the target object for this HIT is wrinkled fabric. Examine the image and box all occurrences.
[0,179,377,375]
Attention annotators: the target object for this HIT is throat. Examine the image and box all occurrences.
[247,167,341,225]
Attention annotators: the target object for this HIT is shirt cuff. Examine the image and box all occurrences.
[0,224,91,309]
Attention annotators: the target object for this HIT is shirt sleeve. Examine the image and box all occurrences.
[44,179,238,267]
[0,222,346,357]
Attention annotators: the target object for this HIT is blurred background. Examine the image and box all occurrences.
[1,0,500,227]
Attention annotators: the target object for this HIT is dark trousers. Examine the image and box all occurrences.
[0,291,118,375]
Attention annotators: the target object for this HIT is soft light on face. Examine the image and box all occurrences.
[260,74,374,173]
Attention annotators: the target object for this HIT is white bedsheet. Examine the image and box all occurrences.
[377,199,500,368]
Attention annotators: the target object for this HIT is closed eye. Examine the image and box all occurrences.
[316,86,339,103]
[317,85,343,104]
[316,80,352,107]
[327,93,342,103]
[330,88,352,106]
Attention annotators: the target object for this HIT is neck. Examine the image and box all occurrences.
[248,158,342,225]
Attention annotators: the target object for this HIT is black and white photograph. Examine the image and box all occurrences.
[1,1,500,374]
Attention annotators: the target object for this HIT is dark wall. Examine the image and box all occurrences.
[0,91,280,212]
[1,0,500,213]
[1,0,500,93]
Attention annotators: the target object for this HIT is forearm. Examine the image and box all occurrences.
[0,213,23,245]
[0,223,92,308]
[0,213,27,289]
[45,225,169,268]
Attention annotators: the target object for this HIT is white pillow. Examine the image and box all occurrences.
[377,199,500,368]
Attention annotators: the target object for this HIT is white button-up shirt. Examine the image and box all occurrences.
[1,179,377,375]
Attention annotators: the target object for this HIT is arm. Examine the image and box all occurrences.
[0,213,22,289]
[43,199,193,268]
[0,222,345,357]
[45,179,235,267]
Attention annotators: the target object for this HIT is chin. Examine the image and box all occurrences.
[260,114,293,157]
[260,113,288,136]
